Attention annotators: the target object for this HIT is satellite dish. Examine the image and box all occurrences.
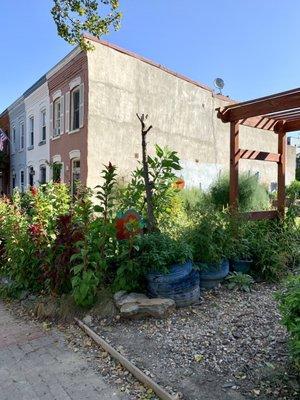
[214,78,225,94]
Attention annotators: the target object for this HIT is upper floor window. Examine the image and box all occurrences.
[11,126,16,153]
[20,122,25,151]
[29,116,34,147]
[53,98,61,137]
[71,87,80,131]
[41,109,46,142]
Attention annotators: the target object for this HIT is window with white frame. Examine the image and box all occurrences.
[28,166,34,187]
[29,116,34,147]
[20,170,25,193]
[53,98,61,137]
[11,126,16,153]
[53,162,62,183]
[39,165,47,184]
[70,87,80,131]
[12,171,16,189]
[71,158,81,194]
[41,109,46,142]
[20,122,25,150]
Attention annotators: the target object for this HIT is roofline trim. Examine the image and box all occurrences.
[83,34,232,103]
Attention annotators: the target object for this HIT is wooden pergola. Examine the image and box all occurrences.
[217,87,300,220]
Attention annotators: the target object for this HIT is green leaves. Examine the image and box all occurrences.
[51,0,122,50]
[277,275,300,370]
[118,145,182,227]
[95,163,117,222]
[226,272,254,292]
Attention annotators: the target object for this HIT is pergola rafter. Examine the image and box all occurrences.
[217,87,300,220]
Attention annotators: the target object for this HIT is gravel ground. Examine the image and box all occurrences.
[78,283,299,400]
[4,283,300,400]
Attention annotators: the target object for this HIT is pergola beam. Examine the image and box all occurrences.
[221,91,300,122]
[239,149,280,163]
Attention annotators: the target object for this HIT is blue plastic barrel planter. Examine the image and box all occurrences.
[199,260,229,289]
[146,261,200,307]
[232,260,252,274]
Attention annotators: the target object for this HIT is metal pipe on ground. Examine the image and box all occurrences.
[74,318,179,400]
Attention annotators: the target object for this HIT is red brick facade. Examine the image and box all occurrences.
[48,51,88,186]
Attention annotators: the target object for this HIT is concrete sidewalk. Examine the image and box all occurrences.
[0,301,126,400]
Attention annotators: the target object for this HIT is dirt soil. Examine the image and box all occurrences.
[87,283,299,400]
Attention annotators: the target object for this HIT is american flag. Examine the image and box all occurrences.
[0,128,8,151]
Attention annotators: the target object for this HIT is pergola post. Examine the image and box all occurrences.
[277,128,286,218]
[230,121,239,212]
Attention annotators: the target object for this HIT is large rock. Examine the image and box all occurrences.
[120,299,175,319]
[114,291,148,308]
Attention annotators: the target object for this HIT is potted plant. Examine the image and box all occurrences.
[137,232,199,307]
[188,209,230,288]
[230,237,253,274]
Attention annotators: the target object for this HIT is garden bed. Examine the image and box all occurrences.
[79,283,299,400]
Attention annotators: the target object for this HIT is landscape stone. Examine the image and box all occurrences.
[114,291,148,308]
[119,297,175,318]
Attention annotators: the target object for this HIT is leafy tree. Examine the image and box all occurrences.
[51,0,122,50]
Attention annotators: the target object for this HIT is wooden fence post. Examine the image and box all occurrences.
[230,121,239,212]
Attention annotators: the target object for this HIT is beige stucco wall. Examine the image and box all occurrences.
[86,42,296,191]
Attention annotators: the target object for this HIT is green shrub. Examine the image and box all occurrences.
[117,145,181,226]
[277,274,300,371]
[186,208,232,264]
[286,180,300,202]
[226,272,254,292]
[113,232,192,291]
[209,173,270,211]
[243,218,299,281]
[179,188,204,215]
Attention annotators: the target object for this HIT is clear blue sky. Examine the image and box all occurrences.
[2,0,300,124]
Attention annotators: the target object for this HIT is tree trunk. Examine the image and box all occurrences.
[136,114,157,232]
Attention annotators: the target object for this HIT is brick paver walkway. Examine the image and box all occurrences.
[0,301,127,400]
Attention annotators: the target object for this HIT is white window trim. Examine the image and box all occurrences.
[52,90,62,101]
[28,165,35,187]
[70,86,80,132]
[71,157,81,195]
[52,161,64,183]
[11,126,16,154]
[19,122,25,151]
[52,155,61,163]
[69,76,81,90]
[20,169,25,192]
[39,164,47,185]
[53,98,62,137]
[69,150,80,159]
[28,115,34,148]
[40,108,47,142]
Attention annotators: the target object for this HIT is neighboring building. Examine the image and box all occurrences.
[8,97,26,193]
[0,36,296,195]
[0,110,10,194]
[47,48,87,192]
[24,76,50,187]
[287,136,300,155]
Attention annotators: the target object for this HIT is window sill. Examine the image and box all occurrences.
[27,145,34,151]
[38,140,46,146]
[68,129,80,135]
[18,149,24,153]
[51,135,61,141]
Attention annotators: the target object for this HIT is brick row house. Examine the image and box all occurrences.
[0,36,296,195]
